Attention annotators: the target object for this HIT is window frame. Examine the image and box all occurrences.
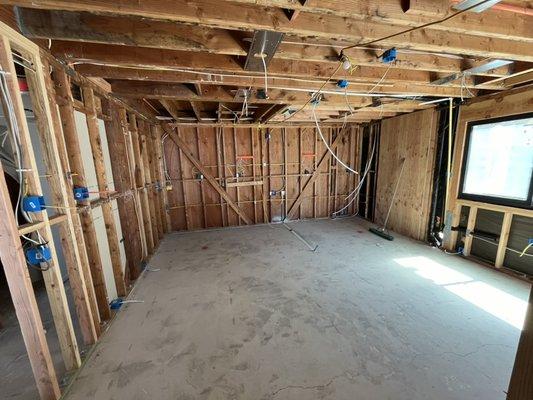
[458,112,533,210]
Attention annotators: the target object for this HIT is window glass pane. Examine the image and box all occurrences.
[462,116,533,201]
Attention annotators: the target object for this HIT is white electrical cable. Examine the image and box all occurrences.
[367,64,393,94]
[280,40,465,59]
[311,62,391,176]
[161,133,172,181]
[220,104,240,122]
[0,70,46,246]
[471,235,533,258]
[332,133,376,216]
[312,102,359,175]
[261,55,269,99]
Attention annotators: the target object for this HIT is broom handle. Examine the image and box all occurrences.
[382,158,406,230]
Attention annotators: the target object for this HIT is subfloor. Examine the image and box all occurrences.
[63,218,530,400]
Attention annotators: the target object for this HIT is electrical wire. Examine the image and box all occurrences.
[220,104,240,122]
[367,64,393,94]
[0,69,46,246]
[272,0,493,124]
[261,55,269,99]
[332,132,376,216]
[470,235,533,258]
[312,101,358,175]
[340,0,495,53]
[520,243,533,257]
[281,62,343,123]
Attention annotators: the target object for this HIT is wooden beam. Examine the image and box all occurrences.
[507,287,533,400]
[285,126,348,220]
[30,56,98,345]
[401,0,449,16]
[109,81,471,109]
[83,86,127,297]
[254,104,287,123]
[0,163,61,400]
[7,0,532,59]
[52,67,112,321]
[462,206,477,257]
[104,102,143,281]
[227,0,532,42]
[0,36,81,371]
[153,125,172,233]
[124,112,147,258]
[15,8,513,77]
[226,180,264,188]
[54,42,430,83]
[167,128,253,225]
[190,101,202,122]
[146,126,164,239]
[138,119,159,248]
[76,64,469,98]
[130,115,154,253]
[44,60,101,336]
[495,212,512,268]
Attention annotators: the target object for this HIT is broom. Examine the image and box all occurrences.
[369,157,406,241]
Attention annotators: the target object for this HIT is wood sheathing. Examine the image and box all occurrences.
[375,108,438,241]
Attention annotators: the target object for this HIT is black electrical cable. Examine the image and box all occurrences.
[341,0,494,54]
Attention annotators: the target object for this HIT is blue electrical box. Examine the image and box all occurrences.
[337,79,349,89]
[73,187,89,201]
[22,195,45,212]
[382,48,397,63]
[26,246,52,265]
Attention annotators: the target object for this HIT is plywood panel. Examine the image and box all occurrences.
[375,109,438,241]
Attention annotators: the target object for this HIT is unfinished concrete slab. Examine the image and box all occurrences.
[63,218,530,400]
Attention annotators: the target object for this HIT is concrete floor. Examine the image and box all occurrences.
[62,218,530,400]
[0,280,83,400]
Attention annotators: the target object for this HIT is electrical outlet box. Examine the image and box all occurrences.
[73,187,89,201]
[382,48,397,63]
[26,246,52,265]
[23,195,45,212]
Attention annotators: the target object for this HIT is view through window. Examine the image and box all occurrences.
[461,114,533,208]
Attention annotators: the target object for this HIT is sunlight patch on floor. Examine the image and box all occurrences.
[394,256,527,329]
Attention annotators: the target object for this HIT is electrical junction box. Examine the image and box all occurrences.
[22,195,45,212]
[337,80,349,89]
[73,187,89,201]
[26,246,52,265]
[382,48,397,63]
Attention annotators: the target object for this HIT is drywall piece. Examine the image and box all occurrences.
[74,111,100,201]
[91,206,118,301]
[112,198,127,271]
[74,110,118,301]
[55,69,110,322]
[376,108,438,241]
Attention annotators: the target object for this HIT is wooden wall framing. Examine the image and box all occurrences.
[443,85,533,268]
[163,124,365,230]
[0,21,168,400]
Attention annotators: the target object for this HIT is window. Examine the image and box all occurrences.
[459,113,533,209]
